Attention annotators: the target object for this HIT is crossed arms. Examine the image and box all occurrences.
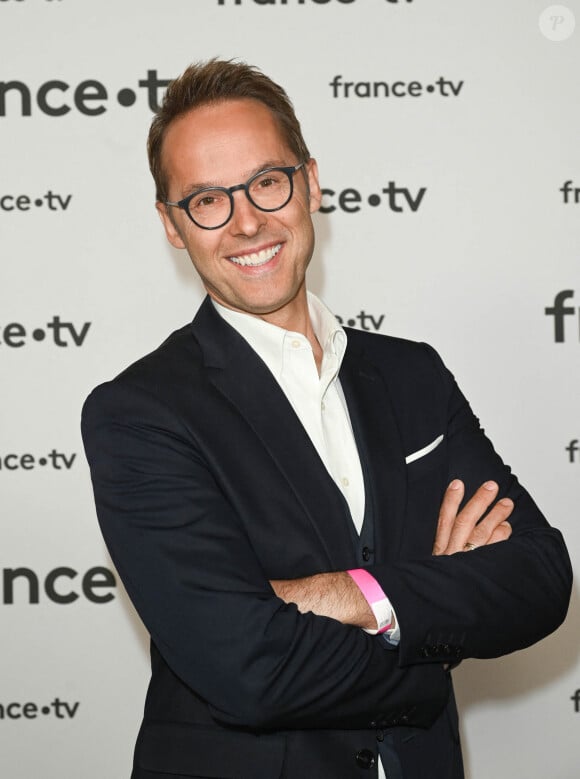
[271,479,514,631]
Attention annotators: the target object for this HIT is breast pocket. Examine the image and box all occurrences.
[405,434,445,481]
[403,434,448,558]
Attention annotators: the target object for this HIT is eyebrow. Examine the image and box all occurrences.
[180,159,293,199]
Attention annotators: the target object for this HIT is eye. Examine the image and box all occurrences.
[257,176,278,188]
[191,190,224,210]
[252,171,286,193]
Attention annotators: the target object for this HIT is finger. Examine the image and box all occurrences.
[469,498,513,548]
[487,520,513,545]
[446,481,499,553]
[433,479,464,555]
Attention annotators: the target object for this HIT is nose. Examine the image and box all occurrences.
[228,189,267,236]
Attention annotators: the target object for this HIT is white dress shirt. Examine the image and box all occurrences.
[214,292,366,529]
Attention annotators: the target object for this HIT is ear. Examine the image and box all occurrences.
[156,202,186,250]
[306,158,322,214]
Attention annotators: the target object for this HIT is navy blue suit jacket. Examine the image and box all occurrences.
[82,296,571,778]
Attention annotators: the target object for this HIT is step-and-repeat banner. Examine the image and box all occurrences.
[1,2,578,777]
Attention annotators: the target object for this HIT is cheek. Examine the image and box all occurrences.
[284,200,314,238]
[293,212,315,252]
[183,232,221,265]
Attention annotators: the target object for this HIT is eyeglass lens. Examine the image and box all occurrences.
[189,168,293,228]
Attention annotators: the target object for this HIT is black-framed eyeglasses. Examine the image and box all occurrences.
[164,162,307,230]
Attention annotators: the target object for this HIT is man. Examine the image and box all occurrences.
[82,60,571,779]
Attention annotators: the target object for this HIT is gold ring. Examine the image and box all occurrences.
[463,542,477,552]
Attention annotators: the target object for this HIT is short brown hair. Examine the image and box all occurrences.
[147,59,311,202]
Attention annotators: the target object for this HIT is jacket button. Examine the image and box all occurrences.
[362,546,371,562]
[355,749,377,768]
[355,749,376,769]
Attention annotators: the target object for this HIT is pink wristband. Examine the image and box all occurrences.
[347,568,392,635]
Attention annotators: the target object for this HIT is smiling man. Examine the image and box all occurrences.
[82,60,571,779]
[158,99,318,327]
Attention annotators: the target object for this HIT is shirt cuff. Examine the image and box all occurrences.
[347,568,400,643]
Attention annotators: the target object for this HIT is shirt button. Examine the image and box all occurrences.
[291,339,301,349]
[362,546,371,562]
[341,476,349,487]
[321,401,326,411]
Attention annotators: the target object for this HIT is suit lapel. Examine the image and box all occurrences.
[190,298,357,570]
[339,340,408,564]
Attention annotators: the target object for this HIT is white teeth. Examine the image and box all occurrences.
[229,244,282,266]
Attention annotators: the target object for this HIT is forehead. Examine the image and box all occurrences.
[161,99,291,187]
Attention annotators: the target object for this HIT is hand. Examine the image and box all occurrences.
[432,480,513,556]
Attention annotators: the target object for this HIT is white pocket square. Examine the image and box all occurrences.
[405,434,444,465]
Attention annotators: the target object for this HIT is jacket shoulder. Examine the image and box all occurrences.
[345,327,447,377]
[82,321,204,420]
[117,322,200,384]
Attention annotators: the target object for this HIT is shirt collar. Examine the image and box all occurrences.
[211,292,347,379]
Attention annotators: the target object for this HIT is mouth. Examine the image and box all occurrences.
[227,243,282,267]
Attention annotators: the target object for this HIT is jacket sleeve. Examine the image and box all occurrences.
[81,378,449,731]
[368,343,572,668]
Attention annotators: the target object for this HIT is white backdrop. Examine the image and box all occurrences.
[1,1,578,777]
